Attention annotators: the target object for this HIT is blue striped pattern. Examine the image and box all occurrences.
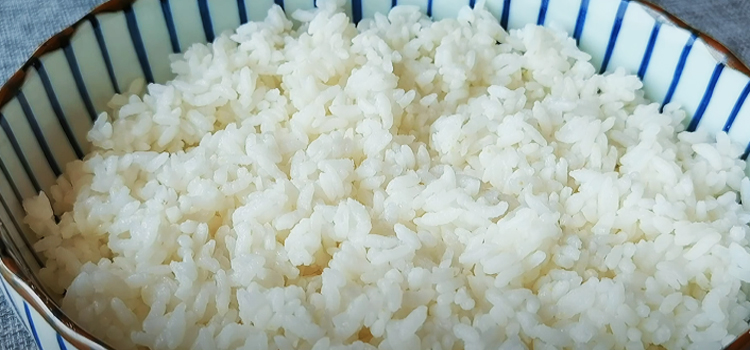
[24,303,44,350]
[0,114,41,192]
[198,0,216,42]
[537,0,549,25]
[469,0,476,8]
[4,276,76,350]
[124,6,155,84]
[275,0,285,10]
[0,148,44,268]
[0,194,23,237]
[573,0,590,43]
[237,0,248,24]
[56,334,68,350]
[31,61,85,159]
[724,81,750,132]
[0,192,41,268]
[599,0,629,74]
[500,0,511,29]
[160,0,181,53]
[0,158,23,202]
[426,0,433,17]
[687,63,724,132]
[89,17,120,93]
[661,33,697,112]
[16,92,62,177]
[637,22,661,79]
[352,0,363,23]
[62,45,97,121]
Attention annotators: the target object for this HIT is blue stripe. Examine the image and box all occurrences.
[124,6,155,84]
[0,277,20,316]
[743,143,750,160]
[62,45,97,122]
[197,0,215,42]
[687,64,724,132]
[0,114,41,192]
[599,0,629,74]
[391,0,397,7]
[500,0,511,29]
[24,303,44,350]
[661,34,697,112]
[56,334,68,350]
[426,0,433,17]
[89,17,120,93]
[723,80,750,132]
[237,0,248,24]
[469,0,476,8]
[16,92,62,176]
[352,0,362,23]
[573,0,590,43]
[31,60,85,159]
[274,0,285,10]
[0,192,43,267]
[0,158,23,202]
[637,22,661,79]
[537,0,549,25]
[160,0,181,53]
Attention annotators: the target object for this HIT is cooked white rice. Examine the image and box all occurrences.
[22,1,750,349]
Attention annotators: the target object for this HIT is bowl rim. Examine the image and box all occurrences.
[0,234,113,350]
[0,0,749,349]
[1,0,749,110]
[0,0,137,110]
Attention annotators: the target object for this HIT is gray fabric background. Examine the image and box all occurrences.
[0,0,748,349]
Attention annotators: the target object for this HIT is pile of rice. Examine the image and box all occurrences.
[22,1,750,349]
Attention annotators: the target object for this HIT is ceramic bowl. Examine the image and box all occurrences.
[1,0,750,349]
